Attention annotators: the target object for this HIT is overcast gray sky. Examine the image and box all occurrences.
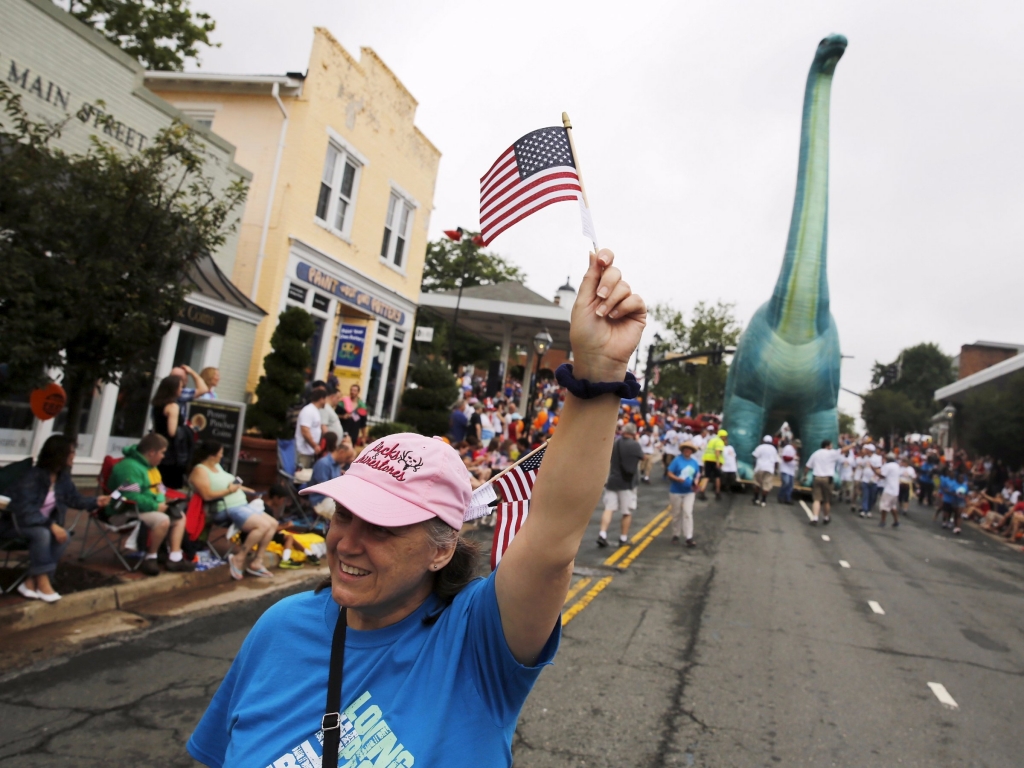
[189,0,1024,422]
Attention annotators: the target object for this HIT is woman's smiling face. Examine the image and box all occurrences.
[325,505,453,630]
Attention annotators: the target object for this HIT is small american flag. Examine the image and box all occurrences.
[490,446,546,570]
[479,127,583,245]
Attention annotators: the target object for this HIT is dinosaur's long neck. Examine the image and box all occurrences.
[768,60,836,344]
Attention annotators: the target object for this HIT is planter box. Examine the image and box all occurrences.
[240,436,278,490]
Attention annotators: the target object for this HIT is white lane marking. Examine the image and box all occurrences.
[821,534,830,541]
[868,600,885,615]
[927,682,959,710]
[799,500,815,521]
[839,560,850,568]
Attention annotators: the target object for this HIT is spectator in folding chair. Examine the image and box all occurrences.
[189,439,279,580]
[108,434,196,576]
[305,436,356,519]
[1,436,111,602]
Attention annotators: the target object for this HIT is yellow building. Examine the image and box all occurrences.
[147,28,441,421]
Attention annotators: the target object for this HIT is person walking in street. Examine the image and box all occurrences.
[898,455,916,517]
[661,422,680,479]
[917,453,937,508]
[638,427,657,483]
[109,434,196,576]
[805,440,846,525]
[720,433,738,494]
[839,449,855,503]
[187,247,646,768]
[751,436,779,507]
[878,452,902,528]
[296,388,327,470]
[698,429,726,501]
[667,442,702,547]
[2,436,110,601]
[597,423,645,547]
[778,442,797,505]
[859,444,882,518]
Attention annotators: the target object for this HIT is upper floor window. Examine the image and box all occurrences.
[380,192,414,270]
[316,143,360,236]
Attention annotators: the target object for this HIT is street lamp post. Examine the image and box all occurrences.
[526,328,553,428]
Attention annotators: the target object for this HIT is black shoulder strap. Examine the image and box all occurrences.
[322,606,347,768]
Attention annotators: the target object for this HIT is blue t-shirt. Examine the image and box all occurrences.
[188,570,559,768]
[940,476,968,506]
[306,455,342,506]
[449,409,469,443]
[668,455,700,494]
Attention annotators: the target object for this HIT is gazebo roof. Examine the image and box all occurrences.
[418,282,571,349]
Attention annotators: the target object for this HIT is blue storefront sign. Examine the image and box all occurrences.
[335,324,367,369]
[296,262,406,325]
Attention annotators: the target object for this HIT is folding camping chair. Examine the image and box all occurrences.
[75,455,147,572]
[0,458,34,593]
[276,439,318,529]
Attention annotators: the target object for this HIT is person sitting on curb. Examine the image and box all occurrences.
[188,439,279,580]
[306,437,356,520]
[108,434,196,576]
[2,435,110,602]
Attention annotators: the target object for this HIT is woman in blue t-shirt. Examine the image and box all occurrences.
[667,442,702,548]
[188,249,647,768]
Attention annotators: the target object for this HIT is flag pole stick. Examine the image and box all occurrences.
[562,112,599,253]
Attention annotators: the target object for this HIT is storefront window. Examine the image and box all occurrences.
[0,392,35,456]
[365,322,390,417]
[381,344,404,417]
[173,330,208,371]
[108,342,160,455]
[308,316,326,381]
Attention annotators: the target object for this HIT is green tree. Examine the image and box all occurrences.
[421,233,527,292]
[861,389,927,441]
[956,370,1024,468]
[838,410,857,437]
[418,232,528,369]
[866,342,955,433]
[397,360,460,437]
[62,0,218,71]
[0,84,247,441]
[247,307,315,439]
[649,300,741,413]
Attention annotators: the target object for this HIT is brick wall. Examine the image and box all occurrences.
[958,344,1018,379]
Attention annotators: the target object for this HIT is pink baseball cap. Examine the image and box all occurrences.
[300,433,473,530]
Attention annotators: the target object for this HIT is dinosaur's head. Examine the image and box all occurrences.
[812,34,847,75]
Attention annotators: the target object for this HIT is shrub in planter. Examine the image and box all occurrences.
[397,360,459,437]
[247,307,315,439]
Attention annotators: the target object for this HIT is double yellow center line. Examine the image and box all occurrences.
[562,506,671,626]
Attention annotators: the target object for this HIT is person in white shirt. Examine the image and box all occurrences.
[898,456,916,515]
[777,443,798,504]
[805,440,847,525]
[860,445,883,518]
[319,388,344,442]
[638,427,657,483]
[850,448,864,510]
[878,453,903,527]
[839,451,855,503]
[295,388,327,469]
[751,436,779,507]
[721,436,738,493]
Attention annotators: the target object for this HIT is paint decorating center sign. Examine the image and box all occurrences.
[296,262,406,325]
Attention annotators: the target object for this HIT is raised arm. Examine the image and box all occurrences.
[496,249,645,664]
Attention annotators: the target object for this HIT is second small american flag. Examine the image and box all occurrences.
[490,446,546,570]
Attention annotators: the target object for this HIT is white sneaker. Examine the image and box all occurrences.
[37,590,62,603]
[17,583,40,600]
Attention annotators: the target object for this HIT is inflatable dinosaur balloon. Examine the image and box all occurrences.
[722,34,847,479]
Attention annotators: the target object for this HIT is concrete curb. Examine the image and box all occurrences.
[0,564,236,634]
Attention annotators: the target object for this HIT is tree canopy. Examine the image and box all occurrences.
[957,370,1024,469]
[0,83,247,440]
[862,342,954,437]
[62,0,218,71]
[649,300,741,413]
[417,233,528,369]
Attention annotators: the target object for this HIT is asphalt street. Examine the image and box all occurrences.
[1,475,1022,767]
